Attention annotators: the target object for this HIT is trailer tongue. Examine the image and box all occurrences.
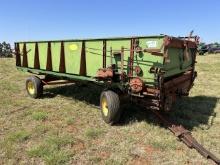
[149,108,220,165]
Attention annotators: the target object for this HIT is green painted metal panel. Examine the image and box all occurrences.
[105,38,164,85]
[140,37,164,50]
[86,41,103,76]
[164,48,181,77]
[38,43,47,70]
[64,42,82,74]
[26,43,35,68]
[163,48,194,77]
[51,42,61,72]
[182,49,193,69]
[136,38,164,84]
[135,52,163,84]
[106,40,130,74]
[16,35,196,87]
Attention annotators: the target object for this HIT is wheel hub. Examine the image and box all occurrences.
[101,97,108,116]
[27,81,35,95]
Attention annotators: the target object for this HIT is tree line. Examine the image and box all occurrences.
[0,42,13,58]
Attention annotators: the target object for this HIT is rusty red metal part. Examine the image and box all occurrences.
[134,66,142,75]
[46,42,52,71]
[22,43,28,67]
[129,77,144,93]
[164,71,193,95]
[135,46,142,53]
[15,43,21,66]
[131,70,195,111]
[121,46,124,74]
[34,42,40,69]
[164,36,197,49]
[59,41,66,73]
[110,47,113,65]
[80,41,87,76]
[129,38,135,77]
[96,68,113,79]
[143,87,160,96]
[42,79,74,86]
[103,40,107,68]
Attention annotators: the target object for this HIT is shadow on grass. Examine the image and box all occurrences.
[44,83,218,130]
[43,82,104,106]
[120,96,218,130]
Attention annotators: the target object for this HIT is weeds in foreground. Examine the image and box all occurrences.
[27,134,75,164]
[32,111,48,121]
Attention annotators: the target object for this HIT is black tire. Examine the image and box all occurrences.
[100,90,121,125]
[26,76,43,98]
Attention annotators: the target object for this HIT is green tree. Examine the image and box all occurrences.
[198,42,206,47]
[213,42,220,47]
[0,42,12,57]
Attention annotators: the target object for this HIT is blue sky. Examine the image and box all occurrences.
[0,0,219,44]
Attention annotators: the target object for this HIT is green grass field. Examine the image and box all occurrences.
[0,54,220,165]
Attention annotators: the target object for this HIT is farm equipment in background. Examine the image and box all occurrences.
[198,43,220,55]
[198,44,209,55]
[207,43,220,54]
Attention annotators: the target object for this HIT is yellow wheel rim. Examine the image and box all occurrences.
[101,97,108,116]
[27,81,35,95]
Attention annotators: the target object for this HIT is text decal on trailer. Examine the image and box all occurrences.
[146,41,157,48]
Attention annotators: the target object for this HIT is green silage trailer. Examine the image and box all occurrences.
[15,35,198,124]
